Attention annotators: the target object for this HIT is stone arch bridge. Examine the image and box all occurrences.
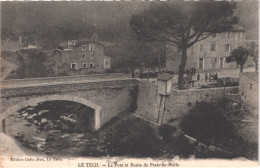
[0,76,138,131]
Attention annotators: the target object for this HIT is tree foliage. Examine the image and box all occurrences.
[130,1,238,89]
[226,46,250,72]
[7,50,49,79]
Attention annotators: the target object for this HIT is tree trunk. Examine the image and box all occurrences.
[158,55,162,73]
[178,47,188,90]
[255,62,258,72]
[240,65,244,72]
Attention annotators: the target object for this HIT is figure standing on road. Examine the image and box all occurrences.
[193,68,196,76]
[186,69,190,77]
[215,73,218,81]
[205,73,208,82]
[131,68,135,78]
[197,73,200,81]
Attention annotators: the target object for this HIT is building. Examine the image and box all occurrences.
[239,72,258,115]
[53,34,111,76]
[166,26,247,72]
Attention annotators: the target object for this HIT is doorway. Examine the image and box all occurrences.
[199,58,204,70]
[220,58,224,69]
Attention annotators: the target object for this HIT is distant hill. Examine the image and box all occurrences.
[1,2,258,48]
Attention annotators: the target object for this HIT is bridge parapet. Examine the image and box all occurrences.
[0,73,131,87]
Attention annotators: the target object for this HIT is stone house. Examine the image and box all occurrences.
[53,34,111,76]
[239,72,258,115]
[166,26,248,72]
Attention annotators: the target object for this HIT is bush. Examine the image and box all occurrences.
[105,118,160,157]
[158,124,177,142]
[180,102,236,146]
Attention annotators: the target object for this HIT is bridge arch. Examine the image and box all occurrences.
[0,95,101,132]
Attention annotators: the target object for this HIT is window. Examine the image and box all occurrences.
[89,63,94,68]
[212,58,217,68]
[89,44,94,51]
[82,53,86,59]
[90,53,94,59]
[199,44,204,52]
[249,83,253,90]
[212,34,216,38]
[105,61,109,65]
[226,32,231,38]
[82,45,86,51]
[71,63,77,70]
[225,44,231,52]
[83,63,87,68]
[210,43,216,52]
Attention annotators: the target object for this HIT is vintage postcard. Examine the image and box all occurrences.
[0,1,259,167]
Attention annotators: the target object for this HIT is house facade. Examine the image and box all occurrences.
[166,26,247,72]
[53,34,111,76]
[239,72,258,115]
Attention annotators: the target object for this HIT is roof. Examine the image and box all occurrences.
[228,25,245,32]
[157,73,174,81]
[57,38,104,50]
[241,72,258,82]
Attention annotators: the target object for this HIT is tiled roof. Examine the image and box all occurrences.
[157,73,174,81]
[241,72,258,82]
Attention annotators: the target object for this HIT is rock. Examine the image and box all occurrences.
[41,118,48,123]
[34,120,39,125]
[208,145,216,151]
[61,134,70,139]
[68,114,74,118]
[36,142,46,150]
[72,138,80,142]
[22,113,29,117]
[49,130,61,133]
[60,116,77,123]
[76,134,84,139]
[26,107,34,111]
[33,137,46,142]
[38,110,49,116]
[20,110,26,114]
[29,144,36,149]
[27,115,34,120]
[25,123,32,127]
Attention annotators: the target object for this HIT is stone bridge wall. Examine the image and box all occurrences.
[1,79,138,130]
[0,73,131,86]
[136,80,239,124]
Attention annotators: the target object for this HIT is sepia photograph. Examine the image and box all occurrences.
[0,0,259,167]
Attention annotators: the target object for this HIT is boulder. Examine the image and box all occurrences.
[61,134,70,139]
[20,110,26,114]
[33,137,46,142]
[49,130,61,133]
[26,107,34,111]
[27,114,37,120]
[41,118,48,123]
[38,110,49,116]
[22,113,29,117]
[60,116,77,123]
[76,134,84,138]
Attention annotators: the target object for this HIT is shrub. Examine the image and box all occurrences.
[158,124,177,142]
[180,102,236,146]
[106,118,160,157]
